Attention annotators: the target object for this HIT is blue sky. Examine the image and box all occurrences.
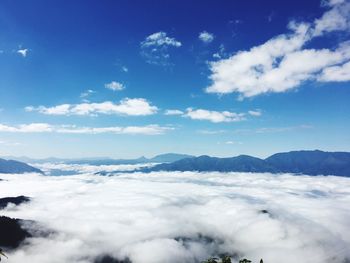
[0,0,350,158]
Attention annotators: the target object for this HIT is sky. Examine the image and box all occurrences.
[0,0,350,158]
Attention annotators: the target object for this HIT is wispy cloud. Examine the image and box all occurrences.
[166,108,261,123]
[80,89,95,102]
[25,98,158,116]
[197,129,227,135]
[224,140,242,145]
[17,48,29,57]
[248,110,262,117]
[164,109,184,116]
[206,0,350,98]
[199,31,215,43]
[232,125,313,134]
[0,123,172,135]
[140,31,182,65]
[105,81,125,91]
[0,140,21,146]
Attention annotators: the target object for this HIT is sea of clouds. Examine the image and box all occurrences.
[1,167,350,263]
[32,162,156,175]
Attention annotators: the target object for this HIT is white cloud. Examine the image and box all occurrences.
[318,60,350,81]
[80,89,95,99]
[26,98,158,116]
[1,171,350,263]
[164,109,184,116]
[206,1,350,98]
[122,66,129,72]
[17,48,29,57]
[141,32,182,48]
[140,32,182,65]
[199,31,215,43]
[0,123,172,135]
[197,130,227,135]
[248,110,262,117]
[222,140,242,145]
[34,162,156,175]
[105,81,125,91]
[0,123,53,133]
[184,108,246,123]
[0,140,21,146]
[255,125,313,133]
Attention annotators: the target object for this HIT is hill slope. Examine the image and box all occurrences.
[149,155,278,173]
[0,158,42,174]
[265,150,350,176]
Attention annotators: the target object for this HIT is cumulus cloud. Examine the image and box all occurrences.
[199,31,215,43]
[25,98,158,116]
[164,109,184,116]
[0,171,350,263]
[184,108,246,123]
[17,48,29,57]
[318,60,350,81]
[206,1,350,98]
[0,123,172,135]
[0,123,53,133]
[140,32,182,65]
[105,81,125,91]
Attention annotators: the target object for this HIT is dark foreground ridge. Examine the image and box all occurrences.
[0,196,31,209]
[0,216,31,248]
[145,150,350,177]
[0,158,43,174]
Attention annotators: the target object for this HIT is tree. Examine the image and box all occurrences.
[221,255,232,263]
[0,248,8,261]
[202,258,219,263]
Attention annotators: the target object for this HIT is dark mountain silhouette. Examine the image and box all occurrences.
[0,196,30,209]
[0,158,42,174]
[146,150,350,177]
[0,216,31,248]
[265,150,350,177]
[148,155,278,173]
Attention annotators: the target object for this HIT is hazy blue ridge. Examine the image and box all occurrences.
[146,150,350,177]
[0,158,43,174]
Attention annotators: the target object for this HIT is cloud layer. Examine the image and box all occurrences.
[0,171,350,263]
[206,0,350,98]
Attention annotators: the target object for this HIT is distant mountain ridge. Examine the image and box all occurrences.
[2,150,350,177]
[1,153,195,165]
[146,150,350,177]
[0,158,43,174]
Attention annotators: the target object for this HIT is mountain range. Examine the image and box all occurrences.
[1,150,350,177]
[146,150,350,177]
[0,158,43,174]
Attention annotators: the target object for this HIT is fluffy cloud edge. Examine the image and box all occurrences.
[25,98,158,116]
